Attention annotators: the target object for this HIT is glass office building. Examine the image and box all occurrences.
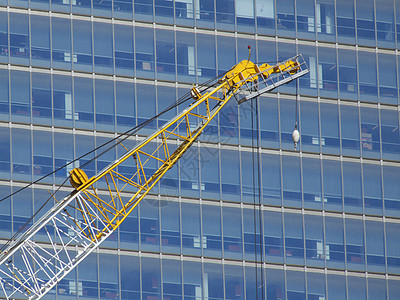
[0,0,400,299]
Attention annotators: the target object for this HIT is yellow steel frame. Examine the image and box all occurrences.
[66,58,299,241]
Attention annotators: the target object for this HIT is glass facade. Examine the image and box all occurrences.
[0,0,400,299]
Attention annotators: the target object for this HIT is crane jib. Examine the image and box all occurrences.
[0,54,309,300]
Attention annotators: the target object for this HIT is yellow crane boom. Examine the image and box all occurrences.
[0,54,308,299]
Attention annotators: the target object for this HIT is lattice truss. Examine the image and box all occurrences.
[0,55,308,299]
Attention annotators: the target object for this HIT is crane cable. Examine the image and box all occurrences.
[251,96,264,299]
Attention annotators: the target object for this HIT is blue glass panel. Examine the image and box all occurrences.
[52,17,71,69]
[119,196,139,250]
[160,201,180,254]
[368,278,387,300]
[320,103,340,154]
[363,164,383,215]
[196,0,215,28]
[316,0,335,42]
[74,77,94,129]
[202,205,222,257]
[156,29,175,81]
[71,0,91,15]
[383,165,400,217]
[264,211,284,263]
[256,0,275,35]
[136,83,156,132]
[304,215,324,267]
[115,25,134,76]
[120,255,140,300]
[0,69,9,120]
[95,79,115,131]
[176,31,195,82]
[236,0,255,33]
[323,159,342,211]
[219,97,239,144]
[0,12,8,63]
[53,132,73,183]
[379,53,398,104]
[73,20,93,72]
[51,0,70,12]
[386,222,400,273]
[389,278,400,299]
[216,0,235,30]
[200,147,220,200]
[12,188,33,233]
[78,254,98,298]
[262,153,281,206]
[243,208,262,261]
[162,260,182,298]
[155,0,174,23]
[134,0,154,22]
[99,254,119,299]
[345,219,365,271]
[116,80,135,131]
[347,276,366,300]
[376,0,395,48]
[114,0,132,18]
[299,100,319,152]
[318,46,338,98]
[241,151,258,204]
[338,49,358,100]
[277,42,296,94]
[182,261,202,298]
[365,221,385,272]
[32,73,51,125]
[356,0,376,47]
[302,158,322,210]
[10,13,29,65]
[343,162,362,213]
[286,270,306,300]
[135,27,155,78]
[282,155,301,208]
[223,207,242,259]
[276,0,295,37]
[93,22,113,73]
[220,149,240,202]
[217,35,236,74]
[358,51,378,101]
[204,263,224,299]
[93,0,111,17]
[296,0,316,40]
[340,104,360,156]
[245,266,264,300]
[381,109,400,160]
[32,130,52,183]
[10,70,30,122]
[285,213,304,265]
[141,257,161,298]
[327,274,346,300]
[0,187,11,237]
[224,265,244,299]
[140,200,160,252]
[325,217,345,268]
[298,45,318,97]
[307,272,326,300]
[31,15,50,68]
[279,98,296,150]
[53,74,73,127]
[176,0,195,26]
[360,106,381,159]
[266,268,285,300]
[197,33,216,82]
[0,127,10,180]
[259,95,279,148]
[181,203,201,255]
